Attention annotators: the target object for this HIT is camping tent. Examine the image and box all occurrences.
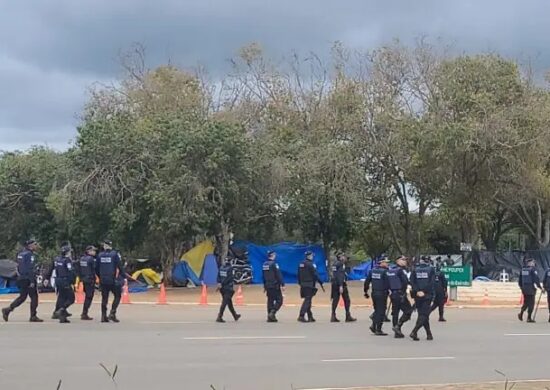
[131,268,162,287]
[172,261,202,287]
[0,259,18,294]
[181,241,215,276]
[347,261,373,281]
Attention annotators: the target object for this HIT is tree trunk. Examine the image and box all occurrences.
[215,219,231,266]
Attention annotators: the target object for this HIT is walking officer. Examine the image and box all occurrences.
[96,239,126,323]
[78,245,97,320]
[216,257,241,323]
[2,239,43,322]
[518,258,541,323]
[330,252,356,323]
[46,245,76,323]
[409,256,436,341]
[297,250,324,323]
[542,266,550,322]
[262,250,284,322]
[387,257,412,338]
[430,261,448,322]
[364,257,390,335]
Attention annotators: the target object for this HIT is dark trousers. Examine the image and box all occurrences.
[219,289,237,318]
[390,291,413,327]
[331,283,351,315]
[55,284,75,313]
[371,291,388,328]
[299,287,315,319]
[9,279,38,317]
[101,284,122,316]
[520,293,535,318]
[83,282,95,314]
[412,298,433,335]
[547,293,550,314]
[430,292,446,319]
[266,288,283,314]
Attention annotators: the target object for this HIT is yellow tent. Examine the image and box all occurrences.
[131,268,162,286]
[181,240,215,275]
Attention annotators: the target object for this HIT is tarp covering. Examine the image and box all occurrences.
[244,242,329,284]
[181,240,214,275]
[200,254,219,286]
[471,250,550,281]
[0,259,17,279]
[131,268,161,286]
[347,261,373,281]
[172,261,201,287]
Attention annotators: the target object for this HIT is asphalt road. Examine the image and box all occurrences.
[1,302,550,390]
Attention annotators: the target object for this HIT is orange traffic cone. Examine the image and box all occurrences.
[121,280,131,304]
[236,285,244,306]
[199,284,208,306]
[157,283,167,305]
[482,288,490,306]
[338,296,345,308]
[76,282,85,304]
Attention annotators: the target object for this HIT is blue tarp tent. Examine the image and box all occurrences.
[172,260,201,287]
[200,254,219,286]
[347,260,373,281]
[242,242,329,284]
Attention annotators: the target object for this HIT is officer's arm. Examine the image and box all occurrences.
[297,265,302,284]
[429,269,436,295]
[275,264,284,287]
[364,271,372,293]
[21,253,32,279]
[262,266,267,288]
[399,269,409,288]
[544,271,549,289]
[518,271,523,288]
[410,272,418,294]
[533,269,542,289]
[311,264,321,285]
[441,272,448,290]
[116,254,127,280]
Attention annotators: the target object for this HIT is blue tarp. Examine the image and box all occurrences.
[347,260,373,281]
[172,260,201,286]
[242,242,329,284]
[200,254,219,286]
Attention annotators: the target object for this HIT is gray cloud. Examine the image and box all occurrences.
[1,0,549,151]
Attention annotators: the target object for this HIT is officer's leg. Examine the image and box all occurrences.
[110,285,122,319]
[306,294,314,321]
[421,300,433,339]
[66,286,75,310]
[343,286,354,321]
[378,294,388,332]
[330,284,339,320]
[430,295,439,313]
[399,297,413,325]
[520,293,529,315]
[57,287,71,323]
[390,294,401,327]
[101,284,109,321]
[410,298,425,340]
[274,289,283,313]
[226,291,240,320]
[54,287,65,317]
[8,280,30,312]
[266,289,275,314]
[82,282,94,317]
[28,283,39,319]
[438,296,445,320]
[298,288,308,320]
[218,290,227,320]
[527,294,535,320]
[370,295,378,332]
[547,293,550,322]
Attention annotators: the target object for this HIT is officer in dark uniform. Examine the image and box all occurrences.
[330,252,356,323]
[2,239,43,322]
[518,258,541,323]
[216,257,241,323]
[387,257,412,338]
[298,251,323,323]
[96,239,126,323]
[409,256,436,341]
[262,250,285,323]
[78,245,97,320]
[364,258,390,335]
[542,267,550,322]
[430,262,448,322]
[46,245,76,323]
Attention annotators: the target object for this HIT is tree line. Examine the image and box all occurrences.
[2,40,550,277]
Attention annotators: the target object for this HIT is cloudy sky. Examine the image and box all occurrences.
[1,0,549,151]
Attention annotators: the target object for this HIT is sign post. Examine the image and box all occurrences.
[441,265,473,301]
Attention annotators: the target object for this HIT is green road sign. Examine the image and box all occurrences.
[441,265,473,287]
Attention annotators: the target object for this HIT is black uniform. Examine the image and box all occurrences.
[330,258,354,320]
[262,259,284,321]
[410,263,436,340]
[387,265,412,329]
[217,263,240,321]
[46,255,76,322]
[543,269,550,321]
[518,265,541,321]
[364,265,389,333]
[78,254,96,317]
[430,269,448,321]
[96,249,125,322]
[298,259,322,321]
[2,248,40,321]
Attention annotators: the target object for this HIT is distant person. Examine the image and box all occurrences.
[78,245,97,320]
[46,245,76,323]
[431,263,448,322]
[518,258,541,323]
[445,254,454,266]
[262,250,284,322]
[364,257,390,336]
[409,256,436,341]
[96,239,126,323]
[330,252,356,323]
[297,251,323,323]
[387,257,412,338]
[2,239,43,322]
[216,257,241,323]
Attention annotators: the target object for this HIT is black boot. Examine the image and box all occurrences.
[267,311,277,323]
[216,315,225,323]
[29,316,44,323]
[384,315,391,322]
[375,324,387,336]
[81,312,93,321]
[409,331,419,341]
[427,332,434,341]
[51,311,60,320]
[308,316,316,323]
[58,310,70,324]
[369,324,377,334]
[297,316,307,323]
[527,318,536,323]
[108,312,120,323]
[330,314,340,323]
[518,312,524,321]
[393,325,404,338]
[2,307,11,322]
[101,313,110,323]
[345,314,357,322]
[439,317,446,322]
[233,313,241,322]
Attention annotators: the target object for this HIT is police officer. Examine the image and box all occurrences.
[409,256,436,341]
[96,239,126,323]
[297,251,323,323]
[262,250,285,323]
[216,257,241,323]
[2,239,43,323]
[518,258,541,323]
[330,252,356,323]
[542,267,550,322]
[387,257,412,338]
[364,258,390,335]
[46,245,76,323]
[431,262,448,322]
[78,245,97,320]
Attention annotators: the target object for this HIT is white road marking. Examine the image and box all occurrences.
[140,321,206,324]
[299,379,550,390]
[183,336,306,340]
[505,333,550,336]
[322,356,455,363]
